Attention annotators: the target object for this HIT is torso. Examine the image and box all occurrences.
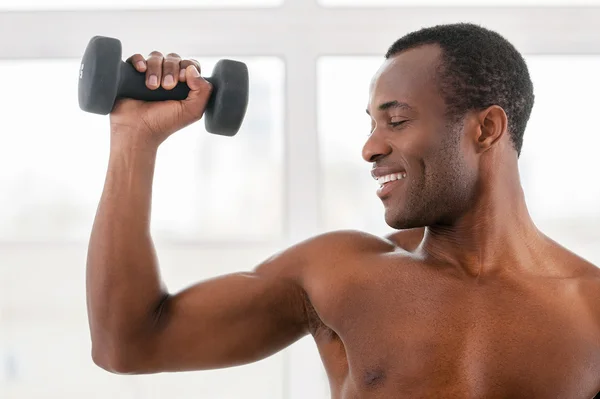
[301,231,600,399]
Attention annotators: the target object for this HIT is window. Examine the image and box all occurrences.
[317,57,391,236]
[518,56,600,224]
[0,245,286,399]
[318,56,600,250]
[3,4,600,399]
[0,57,285,243]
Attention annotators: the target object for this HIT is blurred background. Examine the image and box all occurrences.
[1,0,599,398]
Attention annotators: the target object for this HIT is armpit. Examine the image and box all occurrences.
[302,291,335,340]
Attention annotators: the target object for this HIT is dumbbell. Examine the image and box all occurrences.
[78,36,249,137]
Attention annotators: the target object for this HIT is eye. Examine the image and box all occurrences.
[389,120,408,128]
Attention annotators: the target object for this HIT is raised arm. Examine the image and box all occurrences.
[86,51,309,374]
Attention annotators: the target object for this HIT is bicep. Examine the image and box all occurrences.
[126,230,369,374]
[137,270,309,373]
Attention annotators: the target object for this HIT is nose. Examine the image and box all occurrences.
[362,128,392,163]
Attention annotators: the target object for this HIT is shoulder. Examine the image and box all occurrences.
[559,248,600,327]
[253,230,398,281]
[583,269,600,333]
[283,229,398,264]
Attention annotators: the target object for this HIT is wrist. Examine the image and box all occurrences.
[110,126,160,154]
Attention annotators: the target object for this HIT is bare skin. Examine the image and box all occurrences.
[86,45,600,398]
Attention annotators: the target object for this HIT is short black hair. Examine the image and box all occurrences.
[385,23,534,157]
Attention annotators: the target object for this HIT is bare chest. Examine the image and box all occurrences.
[308,268,600,398]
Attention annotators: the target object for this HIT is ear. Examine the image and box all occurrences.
[475,105,508,153]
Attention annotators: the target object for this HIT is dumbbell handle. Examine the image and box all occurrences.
[118,61,215,102]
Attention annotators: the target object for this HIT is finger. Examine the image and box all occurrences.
[125,54,147,73]
[162,53,181,90]
[184,65,208,90]
[178,59,201,83]
[181,64,213,121]
[146,51,164,90]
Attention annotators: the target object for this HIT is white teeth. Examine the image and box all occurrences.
[376,172,406,185]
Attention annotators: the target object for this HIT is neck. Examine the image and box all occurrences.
[418,154,545,278]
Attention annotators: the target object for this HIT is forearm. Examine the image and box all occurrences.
[86,139,166,360]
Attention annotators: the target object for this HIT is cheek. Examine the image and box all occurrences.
[422,133,469,190]
[405,116,449,152]
[394,126,440,160]
[398,133,445,180]
[435,147,475,196]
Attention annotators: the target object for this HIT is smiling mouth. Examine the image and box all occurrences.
[374,171,407,198]
[375,172,407,187]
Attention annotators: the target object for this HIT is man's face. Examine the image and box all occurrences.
[363,45,478,230]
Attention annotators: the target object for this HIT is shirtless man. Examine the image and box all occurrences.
[86,23,600,398]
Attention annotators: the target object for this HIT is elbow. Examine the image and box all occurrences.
[91,342,144,375]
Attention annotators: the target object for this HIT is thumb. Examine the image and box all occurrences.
[182,65,213,120]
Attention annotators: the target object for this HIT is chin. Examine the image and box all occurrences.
[384,206,427,230]
[384,208,409,230]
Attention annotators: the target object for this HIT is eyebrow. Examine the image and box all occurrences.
[366,100,416,115]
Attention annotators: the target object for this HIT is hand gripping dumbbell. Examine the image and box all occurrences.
[78,36,249,137]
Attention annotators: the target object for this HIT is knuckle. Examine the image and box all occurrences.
[163,60,179,71]
[147,56,163,70]
[149,50,163,58]
[202,80,214,96]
